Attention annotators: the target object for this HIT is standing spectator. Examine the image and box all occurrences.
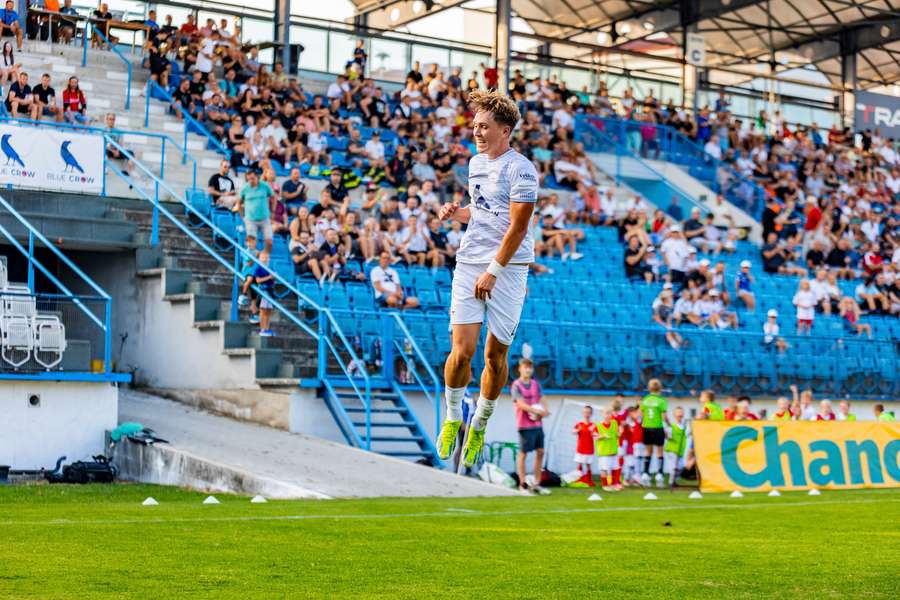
[572,404,597,486]
[511,358,549,494]
[793,279,816,334]
[370,251,418,309]
[239,251,275,337]
[207,160,239,209]
[660,226,691,287]
[236,170,275,254]
[0,0,23,51]
[62,76,90,124]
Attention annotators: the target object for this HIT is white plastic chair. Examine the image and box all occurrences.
[1,314,34,368]
[33,315,67,370]
[0,259,7,291]
[1,283,36,321]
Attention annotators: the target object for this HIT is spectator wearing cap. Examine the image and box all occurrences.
[674,288,700,326]
[624,236,653,284]
[707,288,738,329]
[652,284,685,350]
[364,130,385,162]
[762,309,788,353]
[687,257,712,290]
[734,260,755,310]
[370,251,419,309]
[700,213,723,255]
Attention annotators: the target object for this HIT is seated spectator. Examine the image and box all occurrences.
[0,0,23,51]
[792,279,816,334]
[61,76,90,124]
[651,285,685,350]
[370,251,419,309]
[838,296,872,338]
[683,208,706,249]
[4,70,30,115]
[762,309,788,353]
[761,232,807,276]
[825,238,855,279]
[700,213,723,255]
[855,276,889,314]
[290,230,324,282]
[280,167,307,208]
[624,236,653,283]
[207,160,240,209]
[734,260,755,310]
[806,240,827,271]
[426,217,453,268]
[659,226,691,286]
[30,73,61,122]
[706,288,738,329]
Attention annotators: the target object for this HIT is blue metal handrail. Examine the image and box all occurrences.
[576,115,707,215]
[0,194,112,372]
[145,79,231,159]
[0,116,198,190]
[82,22,133,110]
[103,135,373,433]
[587,116,767,221]
[386,312,442,436]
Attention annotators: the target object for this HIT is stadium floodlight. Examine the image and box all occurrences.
[620,22,632,35]
[390,7,401,22]
[642,20,654,31]
[881,25,890,38]
[413,0,424,14]
[597,31,609,45]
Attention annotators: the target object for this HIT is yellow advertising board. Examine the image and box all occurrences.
[693,421,900,492]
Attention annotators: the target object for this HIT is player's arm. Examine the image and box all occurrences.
[439,200,469,224]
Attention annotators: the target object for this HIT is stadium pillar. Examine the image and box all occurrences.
[274,0,292,73]
[495,0,511,94]
[839,44,857,130]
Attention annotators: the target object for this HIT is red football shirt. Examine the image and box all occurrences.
[574,421,597,455]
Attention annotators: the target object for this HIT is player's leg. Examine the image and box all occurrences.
[460,332,509,466]
[436,322,480,459]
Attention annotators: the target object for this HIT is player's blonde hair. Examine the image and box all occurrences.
[468,89,521,129]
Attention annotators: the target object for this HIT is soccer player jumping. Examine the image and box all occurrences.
[435,90,538,468]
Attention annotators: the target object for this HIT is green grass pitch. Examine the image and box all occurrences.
[2,483,899,598]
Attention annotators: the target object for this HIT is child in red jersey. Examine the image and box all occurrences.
[620,406,644,485]
[572,404,598,486]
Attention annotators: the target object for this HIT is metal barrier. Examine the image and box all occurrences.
[82,22,133,111]
[0,194,112,375]
[144,79,231,160]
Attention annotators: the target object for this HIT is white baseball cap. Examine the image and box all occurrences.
[699,258,711,267]
[709,288,719,296]
[740,260,751,268]
[669,225,682,233]
[767,309,778,317]
[663,282,673,289]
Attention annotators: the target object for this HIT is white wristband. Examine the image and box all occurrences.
[486,259,505,278]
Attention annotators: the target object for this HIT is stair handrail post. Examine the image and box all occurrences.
[26,230,34,293]
[144,80,150,127]
[103,297,112,373]
[317,311,327,380]
[381,313,394,382]
[230,248,240,322]
[151,179,159,246]
[160,137,166,180]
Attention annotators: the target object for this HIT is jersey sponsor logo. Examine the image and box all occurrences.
[518,171,536,181]
[515,191,537,201]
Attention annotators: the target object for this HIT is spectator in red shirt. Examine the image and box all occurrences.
[816,400,836,421]
[62,76,90,124]
[723,395,739,420]
[734,398,759,421]
[481,62,497,89]
[803,196,822,232]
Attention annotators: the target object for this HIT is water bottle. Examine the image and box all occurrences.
[404,336,413,355]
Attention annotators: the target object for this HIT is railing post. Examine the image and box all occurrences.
[144,81,150,128]
[26,231,34,293]
[317,312,327,380]
[160,137,166,180]
[104,298,112,373]
[381,314,394,382]
[81,22,88,67]
[101,149,107,196]
[230,248,240,322]
[151,181,159,246]
[125,63,132,110]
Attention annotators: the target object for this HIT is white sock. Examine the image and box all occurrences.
[444,386,465,422]
[471,396,496,431]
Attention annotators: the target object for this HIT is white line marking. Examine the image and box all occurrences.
[0,498,894,528]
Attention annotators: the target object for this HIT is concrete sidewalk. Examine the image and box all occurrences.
[118,389,514,499]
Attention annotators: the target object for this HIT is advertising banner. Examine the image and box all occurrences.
[0,123,103,194]
[855,90,900,139]
[685,33,706,67]
[693,421,900,492]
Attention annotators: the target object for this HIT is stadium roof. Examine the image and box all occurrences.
[350,0,900,89]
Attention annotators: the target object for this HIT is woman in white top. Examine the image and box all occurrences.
[0,42,20,85]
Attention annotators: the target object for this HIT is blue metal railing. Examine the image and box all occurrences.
[387,312,442,436]
[144,79,231,160]
[0,116,198,191]
[575,115,707,216]
[82,22,133,111]
[582,116,767,221]
[0,194,112,373]
[102,135,375,442]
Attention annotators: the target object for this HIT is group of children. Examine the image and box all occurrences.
[572,379,692,491]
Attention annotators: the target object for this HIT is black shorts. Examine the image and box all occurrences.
[518,427,544,453]
[643,427,665,447]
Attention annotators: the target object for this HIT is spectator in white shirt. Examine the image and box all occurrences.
[762,309,788,353]
[808,268,832,315]
[398,214,429,265]
[704,135,723,160]
[792,279,817,335]
[370,251,418,309]
[364,131,385,162]
[660,226,691,286]
[326,75,350,103]
[433,116,452,143]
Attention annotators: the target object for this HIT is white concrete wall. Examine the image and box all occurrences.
[121,272,258,389]
[1,381,118,469]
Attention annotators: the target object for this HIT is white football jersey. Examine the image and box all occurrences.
[457,149,537,264]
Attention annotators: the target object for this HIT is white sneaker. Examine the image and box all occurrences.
[561,252,569,261]
[640,473,651,487]
[570,252,584,260]
[530,485,551,496]
[655,473,665,488]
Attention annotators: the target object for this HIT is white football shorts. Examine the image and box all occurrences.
[449,262,528,345]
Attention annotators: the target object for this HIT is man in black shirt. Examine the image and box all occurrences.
[170,79,194,119]
[406,61,423,84]
[826,238,854,279]
[5,71,31,115]
[624,236,653,283]
[188,70,206,104]
[91,2,119,48]
[291,230,323,280]
[682,207,705,248]
[806,240,826,270]
[281,167,307,207]
[386,145,411,189]
[207,160,239,209]
[324,168,348,204]
[426,216,454,268]
[30,73,60,122]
